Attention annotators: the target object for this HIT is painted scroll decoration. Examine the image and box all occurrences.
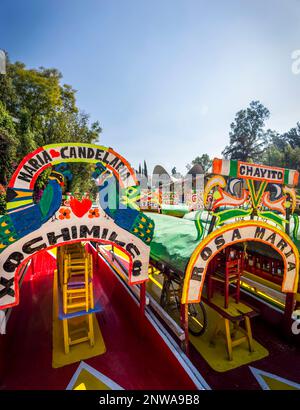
[0,143,155,309]
[203,158,299,230]
[182,158,300,304]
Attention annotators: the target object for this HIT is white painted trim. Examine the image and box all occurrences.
[0,310,6,334]
[147,293,185,341]
[66,361,124,390]
[47,250,57,259]
[144,300,211,390]
[249,366,300,390]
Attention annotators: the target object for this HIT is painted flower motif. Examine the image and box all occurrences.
[88,208,100,218]
[59,208,71,220]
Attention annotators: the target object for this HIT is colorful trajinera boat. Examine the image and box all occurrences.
[0,145,299,390]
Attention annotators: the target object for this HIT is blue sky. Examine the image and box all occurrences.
[1,0,300,174]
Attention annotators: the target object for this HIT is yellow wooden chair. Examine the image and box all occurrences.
[62,255,94,314]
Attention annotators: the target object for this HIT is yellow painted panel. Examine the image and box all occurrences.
[73,369,111,390]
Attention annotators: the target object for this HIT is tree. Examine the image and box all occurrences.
[143,160,148,178]
[222,100,270,162]
[0,55,18,113]
[0,183,6,214]
[262,143,285,167]
[282,122,300,149]
[261,128,300,171]
[171,167,177,175]
[186,154,212,172]
[0,57,102,200]
[0,101,18,185]
[17,109,37,160]
[263,140,300,171]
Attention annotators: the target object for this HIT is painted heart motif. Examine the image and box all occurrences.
[50,149,60,158]
[69,197,92,218]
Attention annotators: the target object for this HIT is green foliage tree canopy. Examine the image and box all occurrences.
[0,56,102,212]
[222,100,270,162]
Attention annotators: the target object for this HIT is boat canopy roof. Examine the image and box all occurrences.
[145,212,203,273]
[146,211,290,273]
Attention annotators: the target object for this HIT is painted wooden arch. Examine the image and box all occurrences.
[181,221,300,304]
[0,210,150,309]
[8,143,137,192]
[0,143,154,310]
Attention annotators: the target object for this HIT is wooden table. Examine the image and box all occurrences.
[202,295,259,361]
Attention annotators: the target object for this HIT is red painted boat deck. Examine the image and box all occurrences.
[91,246,300,390]
[0,249,197,390]
[2,246,298,390]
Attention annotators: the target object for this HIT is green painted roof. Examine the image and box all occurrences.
[146,212,203,273]
[147,211,300,273]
